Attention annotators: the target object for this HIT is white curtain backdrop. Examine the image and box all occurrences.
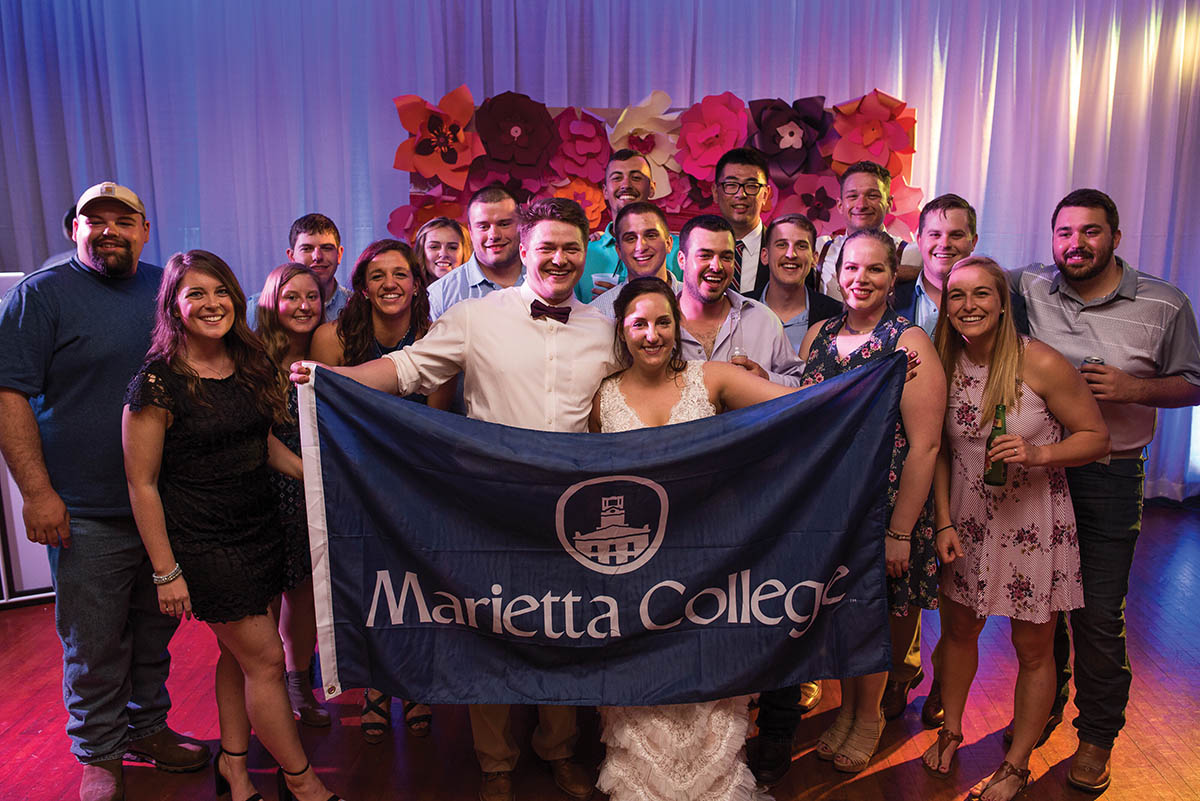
[2,0,1198,497]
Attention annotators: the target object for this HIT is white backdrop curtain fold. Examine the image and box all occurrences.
[2,0,1198,497]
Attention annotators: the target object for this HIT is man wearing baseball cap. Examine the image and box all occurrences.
[0,182,209,800]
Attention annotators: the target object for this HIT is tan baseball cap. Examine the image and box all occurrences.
[75,182,146,216]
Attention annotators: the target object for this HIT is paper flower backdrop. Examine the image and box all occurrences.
[388,87,923,239]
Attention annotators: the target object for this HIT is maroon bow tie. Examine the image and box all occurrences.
[530,299,571,324]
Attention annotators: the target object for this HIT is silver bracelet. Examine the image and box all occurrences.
[152,563,183,585]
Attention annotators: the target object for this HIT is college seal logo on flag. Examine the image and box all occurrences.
[556,475,668,574]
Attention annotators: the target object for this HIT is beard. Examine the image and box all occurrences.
[1054,241,1115,283]
[85,237,135,277]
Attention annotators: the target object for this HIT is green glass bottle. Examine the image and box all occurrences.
[984,404,1007,486]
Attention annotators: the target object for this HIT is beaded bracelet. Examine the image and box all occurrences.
[885,528,911,541]
[152,563,183,585]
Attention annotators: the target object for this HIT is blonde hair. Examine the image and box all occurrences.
[933,256,1023,424]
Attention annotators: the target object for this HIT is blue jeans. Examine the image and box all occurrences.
[1060,458,1144,750]
[48,516,180,764]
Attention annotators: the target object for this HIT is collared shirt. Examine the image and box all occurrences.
[761,284,812,352]
[677,289,805,387]
[911,276,941,336]
[733,222,765,295]
[590,272,681,319]
[1016,257,1200,455]
[386,284,620,432]
[815,232,923,297]
[247,280,350,328]
[428,256,524,321]
[576,222,683,302]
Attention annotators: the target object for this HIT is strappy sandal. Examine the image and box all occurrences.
[402,700,432,737]
[833,712,884,773]
[969,760,1031,801]
[921,727,963,778]
[360,688,392,745]
[814,708,855,761]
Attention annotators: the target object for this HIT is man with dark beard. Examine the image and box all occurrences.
[1015,188,1200,793]
[0,182,209,801]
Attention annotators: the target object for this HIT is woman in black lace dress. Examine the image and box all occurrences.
[123,250,342,801]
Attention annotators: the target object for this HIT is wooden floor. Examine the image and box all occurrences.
[2,502,1198,801]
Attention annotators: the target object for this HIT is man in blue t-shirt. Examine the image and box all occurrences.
[0,182,209,801]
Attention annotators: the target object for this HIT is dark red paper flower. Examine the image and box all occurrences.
[748,96,834,186]
[548,108,612,184]
[472,91,560,188]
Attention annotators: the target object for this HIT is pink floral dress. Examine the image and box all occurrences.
[943,350,1084,622]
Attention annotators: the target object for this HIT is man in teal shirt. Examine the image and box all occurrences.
[576,148,681,300]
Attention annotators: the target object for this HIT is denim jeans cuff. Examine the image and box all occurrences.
[128,718,170,742]
[78,747,129,766]
[1076,730,1116,751]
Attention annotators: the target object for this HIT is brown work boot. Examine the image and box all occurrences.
[286,669,332,727]
[124,727,210,772]
[80,759,124,801]
[797,680,823,713]
[921,679,945,728]
[479,770,514,801]
[547,758,593,800]
[1068,741,1112,792]
[880,668,923,720]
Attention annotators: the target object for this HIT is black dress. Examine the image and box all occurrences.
[270,386,314,590]
[125,359,287,623]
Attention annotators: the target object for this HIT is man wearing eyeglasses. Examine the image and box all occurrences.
[713,148,773,297]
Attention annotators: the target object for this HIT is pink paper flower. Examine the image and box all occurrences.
[472,91,560,190]
[661,169,716,215]
[829,89,916,181]
[609,91,680,199]
[548,108,612,185]
[387,183,465,241]
[550,177,606,232]
[676,92,750,183]
[392,84,484,191]
[884,175,923,242]
[748,96,835,186]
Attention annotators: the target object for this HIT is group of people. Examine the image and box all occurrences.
[1,140,1198,801]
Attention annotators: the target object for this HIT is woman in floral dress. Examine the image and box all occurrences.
[920,257,1108,801]
[794,229,947,773]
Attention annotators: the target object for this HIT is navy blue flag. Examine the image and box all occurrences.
[299,353,904,706]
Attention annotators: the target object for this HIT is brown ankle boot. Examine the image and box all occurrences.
[286,669,331,727]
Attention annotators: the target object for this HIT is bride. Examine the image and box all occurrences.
[588,276,794,801]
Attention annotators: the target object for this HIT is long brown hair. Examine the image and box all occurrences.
[612,277,687,376]
[255,263,326,367]
[933,255,1024,423]
[148,249,287,422]
[336,239,430,367]
[413,217,471,283]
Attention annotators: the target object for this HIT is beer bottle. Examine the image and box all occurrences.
[984,404,1007,486]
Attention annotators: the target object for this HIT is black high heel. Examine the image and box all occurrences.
[276,762,342,801]
[213,748,264,801]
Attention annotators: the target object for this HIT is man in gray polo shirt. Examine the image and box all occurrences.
[1016,188,1200,792]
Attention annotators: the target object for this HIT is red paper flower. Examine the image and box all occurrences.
[548,108,612,185]
[779,174,847,237]
[661,169,716,215]
[472,91,560,190]
[386,183,465,241]
[829,89,916,182]
[550,178,606,232]
[392,84,484,191]
[676,92,750,182]
[748,96,835,186]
